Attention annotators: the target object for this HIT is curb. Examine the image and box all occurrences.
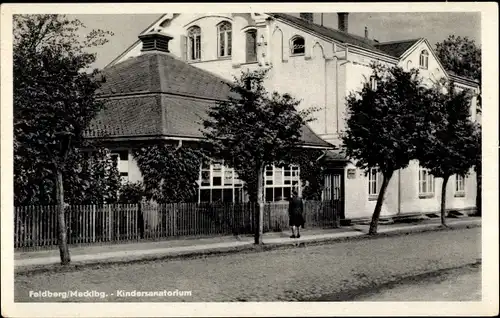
[15,220,481,275]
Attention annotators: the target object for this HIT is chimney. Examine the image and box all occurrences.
[138,29,173,54]
[364,26,369,39]
[299,13,314,24]
[338,12,349,32]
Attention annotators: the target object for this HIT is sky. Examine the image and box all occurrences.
[69,12,481,70]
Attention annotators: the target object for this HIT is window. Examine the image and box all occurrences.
[368,168,380,198]
[198,160,243,203]
[419,50,429,69]
[187,26,201,60]
[290,36,305,55]
[418,166,434,197]
[370,76,377,90]
[264,165,300,202]
[245,29,257,63]
[455,174,465,196]
[218,21,232,58]
[111,150,129,184]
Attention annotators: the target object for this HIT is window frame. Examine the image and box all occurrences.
[264,165,301,202]
[244,28,258,63]
[419,50,429,69]
[111,150,129,184]
[187,26,201,61]
[217,21,232,58]
[418,166,435,198]
[368,167,381,200]
[455,174,466,197]
[290,35,305,56]
[198,159,243,203]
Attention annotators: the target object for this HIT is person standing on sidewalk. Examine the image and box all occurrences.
[289,190,305,238]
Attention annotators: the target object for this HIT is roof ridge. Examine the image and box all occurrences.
[270,12,375,44]
[268,13,393,57]
[375,38,422,46]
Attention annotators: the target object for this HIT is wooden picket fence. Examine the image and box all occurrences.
[14,200,341,251]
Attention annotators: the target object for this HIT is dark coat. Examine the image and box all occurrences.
[288,196,305,227]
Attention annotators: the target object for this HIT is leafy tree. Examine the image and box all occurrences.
[435,35,481,84]
[14,147,120,205]
[202,69,317,244]
[342,64,428,235]
[118,182,145,204]
[13,14,113,264]
[64,148,120,205]
[435,35,482,216]
[418,81,479,226]
[133,145,205,203]
[473,126,482,216]
[292,149,327,200]
[118,181,146,238]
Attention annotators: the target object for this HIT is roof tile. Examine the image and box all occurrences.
[374,39,421,58]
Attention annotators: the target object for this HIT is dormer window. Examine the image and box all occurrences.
[290,36,305,55]
[187,26,201,61]
[419,50,429,69]
[218,21,232,58]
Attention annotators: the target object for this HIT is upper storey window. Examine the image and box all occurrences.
[218,21,232,58]
[245,29,257,63]
[187,26,201,61]
[290,36,305,55]
[419,50,429,69]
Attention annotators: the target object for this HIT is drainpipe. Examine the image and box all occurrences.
[175,139,183,151]
[316,150,327,162]
[335,48,339,134]
[335,44,349,134]
[324,54,328,134]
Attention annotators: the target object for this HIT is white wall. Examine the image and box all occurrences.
[109,13,479,219]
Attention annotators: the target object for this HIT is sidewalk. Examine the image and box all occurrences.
[15,217,481,272]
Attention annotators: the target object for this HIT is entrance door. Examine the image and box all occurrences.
[323,169,345,221]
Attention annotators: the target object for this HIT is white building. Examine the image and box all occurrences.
[102,12,480,220]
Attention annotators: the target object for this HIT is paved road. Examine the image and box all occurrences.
[15,227,481,302]
[352,264,481,301]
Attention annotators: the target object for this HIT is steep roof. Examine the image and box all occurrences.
[269,13,390,55]
[87,52,333,148]
[374,39,421,58]
[97,53,238,101]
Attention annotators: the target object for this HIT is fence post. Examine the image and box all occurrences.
[173,204,177,236]
[92,205,96,243]
[108,205,112,241]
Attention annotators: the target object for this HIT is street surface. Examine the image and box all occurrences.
[15,227,481,302]
[353,264,481,301]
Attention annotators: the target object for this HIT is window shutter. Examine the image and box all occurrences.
[180,35,187,60]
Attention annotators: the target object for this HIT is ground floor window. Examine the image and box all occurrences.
[197,162,301,203]
[198,160,244,203]
[419,166,434,198]
[455,174,465,196]
[111,150,129,184]
[368,167,380,198]
[264,165,300,202]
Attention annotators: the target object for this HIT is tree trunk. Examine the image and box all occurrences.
[440,174,450,227]
[368,170,393,235]
[255,163,264,244]
[55,168,71,264]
